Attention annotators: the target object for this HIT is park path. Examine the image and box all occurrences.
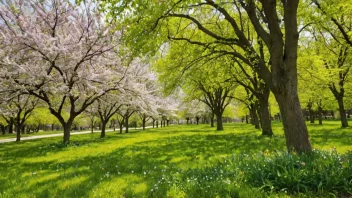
[0,126,152,144]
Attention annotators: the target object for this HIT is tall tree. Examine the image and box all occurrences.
[305,2,352,127]
[96,95,122,138]
[0,94,38,141]
[155,46,237,131]
[297,38,337,126]
[234,86,261,129]
[101,0,312,152]
[230,60,273,136]
[84,106,99,133]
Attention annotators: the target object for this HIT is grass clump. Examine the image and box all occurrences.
[239,149,352,196]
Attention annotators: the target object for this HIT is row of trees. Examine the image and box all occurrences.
[1,0,351,153]
[0,0,178,142]
[99,0,352,152]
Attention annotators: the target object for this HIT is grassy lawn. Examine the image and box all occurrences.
[0,121,351,198]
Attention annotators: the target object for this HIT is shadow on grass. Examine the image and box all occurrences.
[0,122,350,197]
[0,128,285,197]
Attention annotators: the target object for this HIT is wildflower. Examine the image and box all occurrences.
[301,162,306,166]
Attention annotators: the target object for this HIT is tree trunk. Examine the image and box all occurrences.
[196,117,200,125]
[125,116,129,133]
[91,121,94,133]
[119,121,123,134]
[156,120,159,128]
[111,120,116,131]
[254,113,260,129]
[163,120,166,127]
[258,98,273,136]
[100,121,107,138]
[152,119,155,128]
[256,105,262,128]
[63,122,72,143]
[216,114,223,131]
[337,98,349,127]
[245,115,249,124]
[142,118,146,130]
[275,93,312,153]
[250,105,260,129]
[16,124,21,142]
[249,108,255,125]
[160,120,163,128]
[318,106,323,125]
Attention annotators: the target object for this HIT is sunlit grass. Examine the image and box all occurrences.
[0,121,351,197]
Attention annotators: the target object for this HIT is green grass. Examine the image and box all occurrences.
[0,121,351,197]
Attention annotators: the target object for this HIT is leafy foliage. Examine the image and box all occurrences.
[239,150,352,196]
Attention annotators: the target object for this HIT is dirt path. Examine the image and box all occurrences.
[0,126,152,144]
